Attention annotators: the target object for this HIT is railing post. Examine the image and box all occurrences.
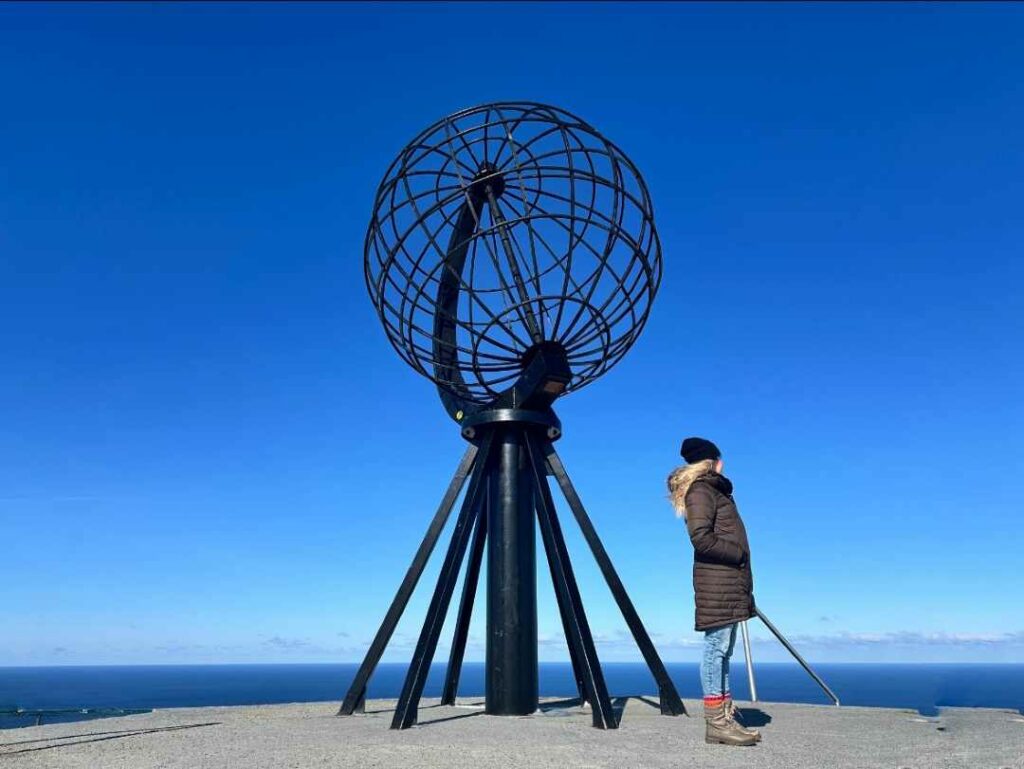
[740,619,758,702]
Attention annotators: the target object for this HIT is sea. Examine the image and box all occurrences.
[2,662,1022,729]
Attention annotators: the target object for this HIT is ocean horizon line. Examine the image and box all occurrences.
[4,661,1022,722]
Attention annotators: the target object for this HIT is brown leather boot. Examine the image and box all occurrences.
[723,695,761,742]
[704,701,758,746]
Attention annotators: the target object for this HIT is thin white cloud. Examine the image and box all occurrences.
[264,636,312,650]
[784,630,1024,647]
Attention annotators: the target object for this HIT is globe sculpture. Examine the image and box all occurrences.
[364,102,661,417]
[340,102,684,729]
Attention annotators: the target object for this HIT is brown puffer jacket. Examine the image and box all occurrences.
[684,472,755,631]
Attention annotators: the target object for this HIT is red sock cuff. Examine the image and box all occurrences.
[703,695,726,705]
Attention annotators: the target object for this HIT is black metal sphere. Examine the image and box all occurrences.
[365,101,662,406]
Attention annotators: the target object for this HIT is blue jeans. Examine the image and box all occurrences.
[701,622,738,698]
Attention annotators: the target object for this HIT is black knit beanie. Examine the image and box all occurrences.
[679,437,721,464]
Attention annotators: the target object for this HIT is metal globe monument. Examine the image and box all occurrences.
[364,102,661,413]
[340,102,684,729]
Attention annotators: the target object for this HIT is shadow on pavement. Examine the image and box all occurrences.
[736,708,772,727]
[0,722,221,756]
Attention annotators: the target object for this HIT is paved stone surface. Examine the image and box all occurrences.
[1,697,1022,769]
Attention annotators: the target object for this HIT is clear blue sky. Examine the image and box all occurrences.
[2,3,1021,666]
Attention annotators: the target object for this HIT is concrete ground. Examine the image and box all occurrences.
[1,697,1022,769]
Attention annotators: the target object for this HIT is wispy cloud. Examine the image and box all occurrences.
[259,635,365,656]
[154,643,244,654]
[264,636,312,650]
[784,630,1024,647]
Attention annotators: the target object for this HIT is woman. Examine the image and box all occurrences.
[667,436,760,747]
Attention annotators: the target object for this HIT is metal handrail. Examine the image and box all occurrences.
[740,608,841,707]
[740,620,758,701]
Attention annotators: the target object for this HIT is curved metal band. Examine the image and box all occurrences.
[432,196,485,421]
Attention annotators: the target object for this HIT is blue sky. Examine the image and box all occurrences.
[1,3,1021,667]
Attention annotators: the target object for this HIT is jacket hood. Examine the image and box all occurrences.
[696,471,734,496]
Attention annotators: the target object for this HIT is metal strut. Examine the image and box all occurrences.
[390,432,496,729]
[338,443,480,716]
[525,432,617,729]
[542,442,687,716]
[440,480,489,705]
[340,421,686,728]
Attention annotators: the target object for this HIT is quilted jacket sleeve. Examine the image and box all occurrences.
[684,483,747,566]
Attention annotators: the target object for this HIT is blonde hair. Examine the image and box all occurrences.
[666,459,716,518]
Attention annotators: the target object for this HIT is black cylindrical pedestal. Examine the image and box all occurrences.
[485,427,539,715]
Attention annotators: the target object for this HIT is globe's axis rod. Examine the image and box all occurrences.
[483,182,543,345]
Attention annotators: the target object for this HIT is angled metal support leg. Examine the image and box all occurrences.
[339,444,480,716]
[391,433,496,729]
[539,492,587,705]
[756,608,840,706]
[543,442,687,717]
[526,434,617,729]
[440,483,489,705]
[549,562,588,704]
